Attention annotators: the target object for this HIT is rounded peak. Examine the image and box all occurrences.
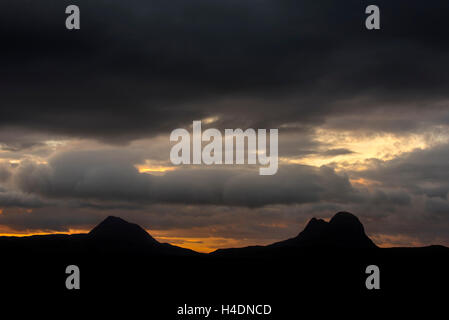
[330,212,361,225]
[332,211,357,218]
[328,212,368,240]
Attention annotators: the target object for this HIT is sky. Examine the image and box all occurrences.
[1,0,449,252]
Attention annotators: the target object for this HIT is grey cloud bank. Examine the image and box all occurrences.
[1,0,449,142]
[0,0,448,247]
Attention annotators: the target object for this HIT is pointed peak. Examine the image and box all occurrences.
[101,216,128,224]
[303,217,327,230]
[91,216,138,232]
[309,217,326,224]
[89,216,158,245]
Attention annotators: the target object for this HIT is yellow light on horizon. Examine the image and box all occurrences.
[136,165,176,174]
[135,158,176,175]
[0,229,89,237]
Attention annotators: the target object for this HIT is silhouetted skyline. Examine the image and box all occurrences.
[1,1,449,251]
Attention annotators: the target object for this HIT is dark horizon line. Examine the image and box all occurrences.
[1,212,447,253]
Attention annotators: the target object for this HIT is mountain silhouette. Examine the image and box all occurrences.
[88,216,159,245]
[0,211,447,305]
[86,216,199,256]
[0,215,198,256]
[0,212,440,257]
[269,211,377,249]
[211,211,378,256]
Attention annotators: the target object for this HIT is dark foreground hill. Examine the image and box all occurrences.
[0,215,199,257]
[0,212,448,317]
[212,211,378,257]
[271,211,377,248]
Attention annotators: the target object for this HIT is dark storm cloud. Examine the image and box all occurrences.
[0,163,12,182]
[11,149,413,209]
[277,131,323,157]
[357,143,449,198]
[1,0,449,142]
[14,151,151,202]
[0,206,105,232]
[0,128,52,151]
[0,147,442,245]
[425,197,449,216]
[0,188,46,208]
[14,150,347,206]
[320,148,355,157]
[353,144,449,228]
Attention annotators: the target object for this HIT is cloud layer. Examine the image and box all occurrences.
[0,0,448,249]
[1,0,449,142]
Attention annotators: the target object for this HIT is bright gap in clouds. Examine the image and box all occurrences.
[136,161,176,175]
[284,127,449,171]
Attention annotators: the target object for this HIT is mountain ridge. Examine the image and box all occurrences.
[268,211,377,249]
[0,212,446,256]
